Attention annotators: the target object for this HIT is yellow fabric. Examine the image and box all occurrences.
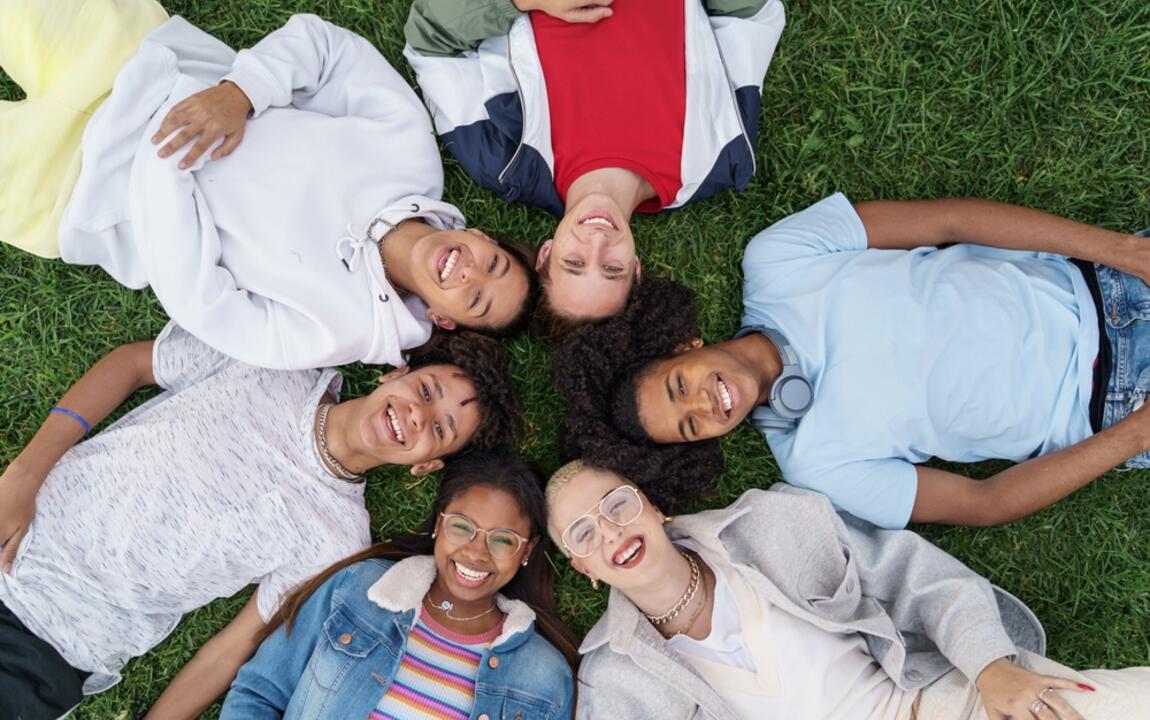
[0,0,167,257]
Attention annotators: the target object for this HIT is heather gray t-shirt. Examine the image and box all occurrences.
[0,323,372,692]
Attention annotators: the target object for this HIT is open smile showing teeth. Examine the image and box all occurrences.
[614,538,642,566]
[454,561,491,582]
[579,215,617,231]
[717,379,733,415]
[386,406,406,443]
[439,248,460,282]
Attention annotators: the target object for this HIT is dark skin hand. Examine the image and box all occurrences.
[152,81,254,169]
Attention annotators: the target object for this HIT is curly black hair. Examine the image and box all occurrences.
[456,236,540,339]
[550,277,725,512]
[408,332,523,452]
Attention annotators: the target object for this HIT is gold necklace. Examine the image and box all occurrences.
[313,403,363,483]
[666,567,710,638]
[646,551,701,625]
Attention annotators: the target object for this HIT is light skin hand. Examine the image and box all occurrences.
[512,0,614,23]
[152,81,254,169]
[976,658,1090,720]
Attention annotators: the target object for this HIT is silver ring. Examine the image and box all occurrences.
[1039,687,1054,700]
[1030,699,1047,715]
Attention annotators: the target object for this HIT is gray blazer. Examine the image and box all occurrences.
[577,486,1045,720]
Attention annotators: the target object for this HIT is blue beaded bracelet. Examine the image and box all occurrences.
[49,406,92,435]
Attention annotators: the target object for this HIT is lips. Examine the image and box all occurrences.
[437,247,461,284]
[611,536,646,569]
[452,560,492,588]
[577,210,619,231]
[716,376,735,418]
[374,403,405,446]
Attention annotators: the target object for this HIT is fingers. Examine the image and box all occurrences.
[152,104,190,146]
[1,526,25,574]
[564,6,613,23]
[211,130,244,161]
[180,135,217,170]
[157,127,199,161]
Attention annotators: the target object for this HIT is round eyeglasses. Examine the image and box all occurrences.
[561,485,644,558]
[437,512,530,560]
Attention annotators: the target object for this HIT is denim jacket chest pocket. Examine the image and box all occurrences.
[474,692,557,720]
[309,605,384,691]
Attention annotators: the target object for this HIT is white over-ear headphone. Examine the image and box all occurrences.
[734,325,814,432]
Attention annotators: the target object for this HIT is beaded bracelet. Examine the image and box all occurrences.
[49,407,92,435]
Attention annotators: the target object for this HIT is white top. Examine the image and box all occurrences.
[670,543,914,720]
[0,323,371,693]
[60,15,465,369]
[741,193,1098,528]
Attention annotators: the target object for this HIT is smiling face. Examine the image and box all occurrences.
[352,364,482,471]
[548,466,674,592]
[538,194,640,320]
[634,342,762,443]
[432,485,536,606]
[407,228,531,332]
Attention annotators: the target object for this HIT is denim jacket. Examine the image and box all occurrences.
[222,556,574,719]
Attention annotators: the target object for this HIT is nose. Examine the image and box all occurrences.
[596,515,625,545]
[407,402,427,430]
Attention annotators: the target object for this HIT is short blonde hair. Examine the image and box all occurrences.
[545,459,587,553]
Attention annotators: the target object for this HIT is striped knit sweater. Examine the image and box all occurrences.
[369,609,504,720]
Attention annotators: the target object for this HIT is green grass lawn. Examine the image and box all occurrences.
[3,0,1149,716]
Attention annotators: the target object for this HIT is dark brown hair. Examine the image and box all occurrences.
[264,450,581,671]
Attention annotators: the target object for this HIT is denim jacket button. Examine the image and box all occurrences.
[339,633,353,645]
[478,714,490,720]
[487,655,500,669]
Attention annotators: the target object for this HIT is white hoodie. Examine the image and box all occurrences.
[60,15,461,370]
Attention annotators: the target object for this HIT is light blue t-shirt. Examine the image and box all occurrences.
[741,193,1099,528]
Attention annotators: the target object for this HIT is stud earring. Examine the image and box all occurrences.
[591,577,600,591]
[663,515,674,524]
[521,558,529,567]
[431,529,437,539]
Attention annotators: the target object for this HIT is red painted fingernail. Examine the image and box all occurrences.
[1078,683,1096,692]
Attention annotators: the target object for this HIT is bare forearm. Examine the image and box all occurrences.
[860,198,1139,269]
[917,415,1149,526]
[10,342,155,480]
[148,595,266,719]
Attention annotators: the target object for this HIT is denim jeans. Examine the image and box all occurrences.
[1097,231,1150,468]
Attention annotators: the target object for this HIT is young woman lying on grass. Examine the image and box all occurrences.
[220,450,578,720]
[0,0,536,369]
[547,461,1150,720]
[0,325,522,720]
[403,0,785,331]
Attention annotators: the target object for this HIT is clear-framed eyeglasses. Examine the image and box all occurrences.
[561,485,645,558]
[437,512,530,560]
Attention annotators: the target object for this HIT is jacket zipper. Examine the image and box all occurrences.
[498,34,528,185]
